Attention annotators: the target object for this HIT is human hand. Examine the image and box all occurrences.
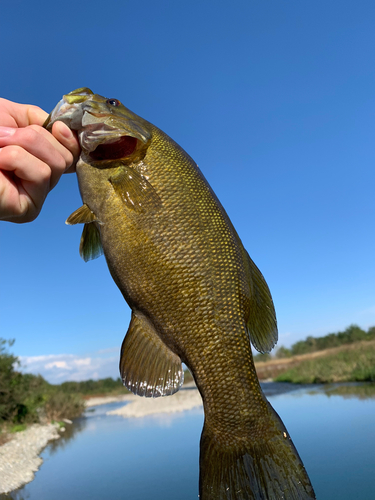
[0,98,80,223]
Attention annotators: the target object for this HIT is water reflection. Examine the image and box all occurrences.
[260,381,310,397]
[310,382,375,399]
[0,418,87,500]
[1,383,375,500]
[47,418,87,456]
[0,491,30,500]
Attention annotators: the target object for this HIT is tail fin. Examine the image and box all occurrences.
[199,404,316,500]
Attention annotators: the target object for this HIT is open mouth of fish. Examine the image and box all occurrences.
[44,98,139,162]
[82,122,138,161]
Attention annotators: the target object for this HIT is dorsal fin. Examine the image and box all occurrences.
[79,223,103,262]
[66,204,99,225]
[120,312,184,397]
[244,250,278,353]
[109,165,162,213]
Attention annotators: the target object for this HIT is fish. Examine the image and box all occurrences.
[45,88,316,499]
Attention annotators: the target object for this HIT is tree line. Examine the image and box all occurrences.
[254,324,375,362]
[0,338,85,427]
[0,339,130,428]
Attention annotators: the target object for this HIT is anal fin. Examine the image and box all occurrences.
[120,313,184,397]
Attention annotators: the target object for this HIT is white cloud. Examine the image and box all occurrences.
[19,349,121,384]
[74,358,91,366]
[45,361,71,370]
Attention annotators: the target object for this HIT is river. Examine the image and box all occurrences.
[1,382,375,500]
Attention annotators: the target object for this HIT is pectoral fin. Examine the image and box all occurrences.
[120,313,184,397]
[79,223,103,262]
[109,165,162,213]
[245,250,278,354]
[66,204,99,225]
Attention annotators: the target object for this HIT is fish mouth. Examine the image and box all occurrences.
[87,131,138,161]
[45,88,151,162]
[79,114,139,161]
[45,104,142,161]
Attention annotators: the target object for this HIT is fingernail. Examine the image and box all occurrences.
[0,126,16,137]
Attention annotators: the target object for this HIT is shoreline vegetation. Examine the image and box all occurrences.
[254,324,375,383]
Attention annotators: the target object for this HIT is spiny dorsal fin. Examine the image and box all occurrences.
[79,223,103,262]
[109,165,162,213]
[120,312,184,397]
[66,204,99,225]
[245,250,278,354]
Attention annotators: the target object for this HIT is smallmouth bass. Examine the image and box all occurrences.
[45,88,316,499]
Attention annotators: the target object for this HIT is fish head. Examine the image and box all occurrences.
[44,87,151,162]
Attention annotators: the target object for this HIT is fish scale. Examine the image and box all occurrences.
[45,88,316,500]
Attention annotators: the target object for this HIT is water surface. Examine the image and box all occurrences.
[2,383,375,500]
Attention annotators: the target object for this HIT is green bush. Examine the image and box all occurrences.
[43,392,85,422]
[0,338,23,422]
[253,353,272,363]
[0,338,85,426]
[59,377,126,395]
[275,346,292,358]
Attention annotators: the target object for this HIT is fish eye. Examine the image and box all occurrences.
[106,98,120,107]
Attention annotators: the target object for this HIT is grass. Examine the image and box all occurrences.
[273,341,375,384]
[0,423,27,446]
[10,424,27,433]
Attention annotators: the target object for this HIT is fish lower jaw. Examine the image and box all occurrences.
[79,126,124,153]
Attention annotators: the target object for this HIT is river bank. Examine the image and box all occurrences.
[0,424,61,494]
[0,386,202,494]
[254,339,375,382]
[107,386,203,418]
[0,381,301,494]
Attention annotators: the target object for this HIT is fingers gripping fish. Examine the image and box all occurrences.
[45,88,316,500]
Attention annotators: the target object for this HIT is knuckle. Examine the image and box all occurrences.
[22,126,40,144]
[2,145,24,163]
[38,163,52,183]
[53,152,68,173]
[13,204,29,219]
[63,151,74,169]
[30,105,44,115]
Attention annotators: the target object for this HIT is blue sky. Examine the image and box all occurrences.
[1,0,374,383]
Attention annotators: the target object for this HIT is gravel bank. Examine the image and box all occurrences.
[0,424,61,494]
[85,394,131,407]
[104,382,300,419]
[107,386,203,418]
